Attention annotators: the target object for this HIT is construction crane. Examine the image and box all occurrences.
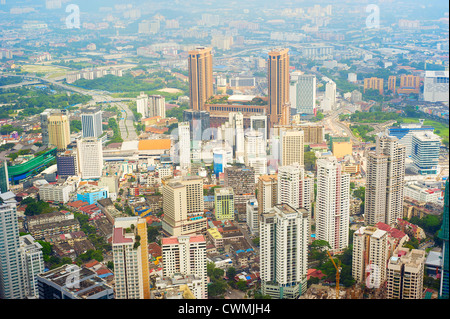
[327,250,342,299]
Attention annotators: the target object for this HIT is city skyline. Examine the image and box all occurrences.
[0,0,448,308]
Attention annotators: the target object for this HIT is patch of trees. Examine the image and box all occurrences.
[308,240,355,288]
[37,240,72,270]
[105,117,123,145]
[22,197,53,216]
[207,262,227,298]
[350,124,376,143]
[70,119,82,133]
[0,76,22,86]
[345,110,401,123]
[73,73,187,94]
[147,226,160,243]
[304,151,317,171]
[409,214,443,241]
[75,249,104,264]
[0,125,24,135]
[0,143,15,151]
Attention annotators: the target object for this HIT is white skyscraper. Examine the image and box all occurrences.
[365,135,406,226]
[280,129,304,167]
[19,235,44,299]
[0,191,25,299]
[411,131,441,175]
[423,71,449,103]
[322,81,336,112]
[246,198,259,235]
[81,108,103,138]
[295,74,316,115]
[260,204,309,299]
[162,235,207,299]
[112,217,150,299]
[244,130,267,179]
[161,176,207,237]
[278,164,314,211]
[278,165,300,210]
[229,112,245,162]
[148,95,166,118]
[178,122,191,171]
[289,71,304,111]
[136,92,149,118]
[316,156,350,253]
[250,115,268,145]
[325,81,336,105]
[352,226,390,288]
[386,247,425,299]
[77,137,103,180]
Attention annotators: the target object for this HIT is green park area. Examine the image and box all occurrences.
[72,71,188,100]
[341,109,449,146]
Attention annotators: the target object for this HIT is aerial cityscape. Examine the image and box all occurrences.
[0,0,449,305]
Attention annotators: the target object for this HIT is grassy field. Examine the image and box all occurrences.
[20,64,67,77]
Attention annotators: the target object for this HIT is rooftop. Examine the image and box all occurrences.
[258,174,277,182]
[37,264,113,299]
[412,131,441,141]
[162,235,205,245]
[112,227,133,245]
[138,139,171,151]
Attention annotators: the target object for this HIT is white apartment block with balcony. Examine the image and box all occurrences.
[260,204,309,299]
[365,135,406,226]
[0,192,25,299]
[386,247,425,299]
[178,122,191,171]
[352,226,389,288]
[161,235,207,299]
[316,157,350,253]
[112,217,150,299]
[162,176,206,237]
[423,71,449,103]
[244,130,267,180]
[19,235,44,299]
[280,129,304,167]
[148,95,166,118]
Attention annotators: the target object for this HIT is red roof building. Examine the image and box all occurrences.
[307,268,326,280]
[84,260,99,268]
[148,242,162,258]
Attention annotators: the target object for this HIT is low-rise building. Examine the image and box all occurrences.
[76,185,108,205]
[26,211,74,229]
[404,182,442,204]
[39,184,74,203]
[154,275,202,299]
[36,264,114,299]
